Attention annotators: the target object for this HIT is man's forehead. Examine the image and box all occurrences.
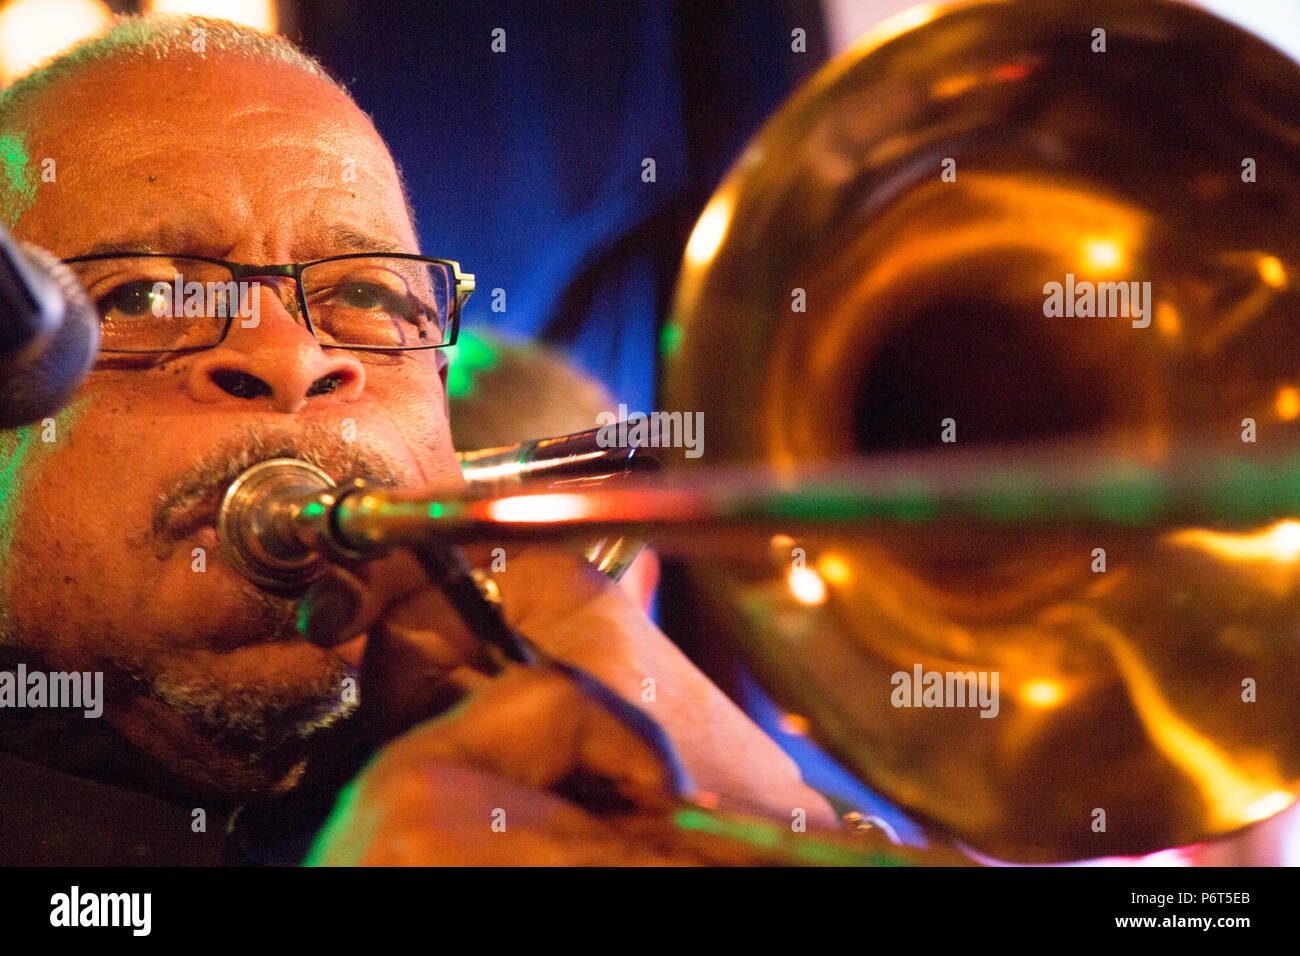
[14,52,416,257]
[29,50,373,141]
[78,223,405,259]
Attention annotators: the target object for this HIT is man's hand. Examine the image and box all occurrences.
[299,543,837,838]
[306,662,750,865]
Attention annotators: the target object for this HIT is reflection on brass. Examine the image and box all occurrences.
[663,0,1300,862]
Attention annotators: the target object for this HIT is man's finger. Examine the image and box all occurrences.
[380,664,684,807]
[298,549,433,646]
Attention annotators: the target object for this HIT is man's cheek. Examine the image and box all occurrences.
[0,403,152,649]
[0,419,83,639]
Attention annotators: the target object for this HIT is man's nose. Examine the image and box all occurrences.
[184,277,365,413]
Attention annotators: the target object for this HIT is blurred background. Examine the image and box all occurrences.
[5,0,1297,417]
[5,0,1300,863]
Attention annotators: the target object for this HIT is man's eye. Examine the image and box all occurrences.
[97,280,163,320]
[330,281,412,315]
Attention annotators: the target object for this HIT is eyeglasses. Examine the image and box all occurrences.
[62,252,475,353]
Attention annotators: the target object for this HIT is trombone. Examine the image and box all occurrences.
[230,0,1300,863]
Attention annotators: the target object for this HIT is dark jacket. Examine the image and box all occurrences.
[0,699,370,866]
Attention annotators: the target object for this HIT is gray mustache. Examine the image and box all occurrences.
[151,421,411,542]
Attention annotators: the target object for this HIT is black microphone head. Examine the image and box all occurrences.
[0,242,98,429]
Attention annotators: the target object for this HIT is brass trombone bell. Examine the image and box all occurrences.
[659,0,1300,862]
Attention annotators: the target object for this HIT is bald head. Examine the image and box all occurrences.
[0,14,413,232]
[1,14,332,114]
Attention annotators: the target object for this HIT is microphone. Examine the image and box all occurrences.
[0,226,99,429]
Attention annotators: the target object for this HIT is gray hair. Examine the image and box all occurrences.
[0,13,336,117]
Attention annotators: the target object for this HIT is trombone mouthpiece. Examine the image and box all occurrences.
[216,458,337,590]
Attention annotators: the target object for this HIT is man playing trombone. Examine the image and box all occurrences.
[0,15,831,865]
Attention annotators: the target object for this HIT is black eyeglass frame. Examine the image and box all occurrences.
[61,251,476,354]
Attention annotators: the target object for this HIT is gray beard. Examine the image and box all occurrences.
[0,600,360,792]
[146,590,360,756]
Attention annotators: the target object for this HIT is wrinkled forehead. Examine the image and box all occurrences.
[9,52,415,259]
